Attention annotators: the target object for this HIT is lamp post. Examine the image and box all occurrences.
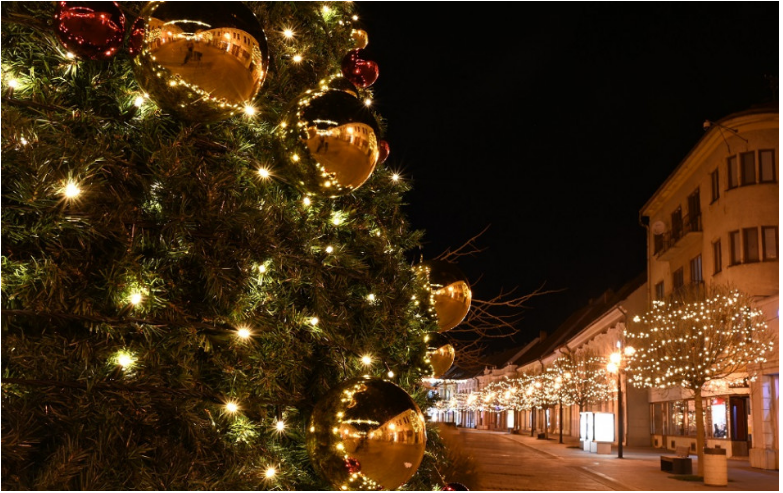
[607,346,635,459]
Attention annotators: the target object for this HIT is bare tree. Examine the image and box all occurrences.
[625,284,775,476]
[431,227,558,370]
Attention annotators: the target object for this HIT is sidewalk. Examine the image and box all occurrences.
[493,430,779,491]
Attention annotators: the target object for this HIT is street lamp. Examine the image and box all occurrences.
[607,346,635,459]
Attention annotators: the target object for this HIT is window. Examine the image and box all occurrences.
[740,152,756,185]
[673,268,684,290]
[762,226,778,260]
[729,231,741,265]
[654,281,664,300]
[710,168,720,202]
[713,239,722,274]
[687,189,701,231]
[743,228,760,263]
[690,255,703,283]
[671,207,683,241]
[727,156,739,189]
[759,150,776,182]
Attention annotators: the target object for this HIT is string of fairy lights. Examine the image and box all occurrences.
[625,289,774,390]
[1,2,439,487]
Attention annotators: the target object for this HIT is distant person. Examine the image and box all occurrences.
[183,40,194,65]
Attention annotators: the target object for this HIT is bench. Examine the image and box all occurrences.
[660,446,693,474]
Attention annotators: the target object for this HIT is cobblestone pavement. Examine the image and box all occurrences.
[442,427,779,491]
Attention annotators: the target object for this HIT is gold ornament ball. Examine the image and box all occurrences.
[306,376,427,490]
[131,1,269,122]
[428,344,455,378]
[351,29,369,49]
[277,82,381,197]
[417,261,472,332]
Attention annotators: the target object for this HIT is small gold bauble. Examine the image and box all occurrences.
[277,83,380,197]
[131,1,269,122]
[351,29,369,49]
[306,376,427,490]
[428,344,455,378]
[417,261,472,332]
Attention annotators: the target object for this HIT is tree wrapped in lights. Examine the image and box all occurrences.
[625,285,775,476]
[552,352,612,413]
[1,2,446,490]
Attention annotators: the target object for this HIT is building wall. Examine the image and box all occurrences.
[642,106,778,469]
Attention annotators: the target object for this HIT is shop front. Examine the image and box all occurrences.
[649,384,752,458]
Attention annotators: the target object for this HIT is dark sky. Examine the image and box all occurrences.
[357,2,778,348]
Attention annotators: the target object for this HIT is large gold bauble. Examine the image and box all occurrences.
[417,261,472,332]
[428,344,455,378]
[306,376,427,490]
[131,1,269,122]
[277,84,380,197]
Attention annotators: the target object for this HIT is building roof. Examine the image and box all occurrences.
[640,102,778,217]
[509,271,646,369]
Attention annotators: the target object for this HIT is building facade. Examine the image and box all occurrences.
[640,104,778,468]
[433,103,777,471]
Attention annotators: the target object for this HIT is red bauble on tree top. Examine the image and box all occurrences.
[54,2,125,60]
[341,48,379,88]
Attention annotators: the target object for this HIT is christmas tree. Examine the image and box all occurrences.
[1,2,450,489]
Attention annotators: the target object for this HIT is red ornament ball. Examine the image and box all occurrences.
[54,2,125,60]
[344,457,361,474]
[444,482,470,491]
[341,49,379,88]
[378,140,390,164]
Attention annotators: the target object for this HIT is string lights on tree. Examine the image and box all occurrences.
[0,2,454,490]
[625,284,775,476]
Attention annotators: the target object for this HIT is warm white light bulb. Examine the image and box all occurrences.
[129,292,143,305]
[303,197,311,206]
[66,52,75,60]
[361,355,373,366]
[276,420,285,432]
[225,402,239,413]
[325,246,334,254]
[237,327,251,339]
[258,167,271,179]
[283,29,294,38]
[117,352,134,368]
[367,293,375,302]
[391,174,400,182]
[387,370,394,378]
[265,467,276,479]
[258,264,267,273]
[244,105,256,116]
[63,181,81,199]
[310,317,319,326]
[8,78,19,89]
[134,96,144,107]
[364,98,372,107]
[292,54,303,63]
[609,352,622,365]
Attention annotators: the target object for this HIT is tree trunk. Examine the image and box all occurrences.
[694,388,705,476]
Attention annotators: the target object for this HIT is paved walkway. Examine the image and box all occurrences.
[444,427,778,491]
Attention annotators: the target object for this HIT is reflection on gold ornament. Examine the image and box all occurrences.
[417,261,472,332]
[278,81,380,197]
[306,376,427,490]
[131,1,269,122]
[428,344,455,378]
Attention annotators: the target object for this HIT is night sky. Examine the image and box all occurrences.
[357,3,778,349]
